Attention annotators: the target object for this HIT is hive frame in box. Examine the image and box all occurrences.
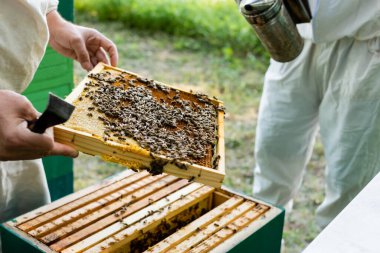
[1,170,284,253]
[54,63,225,188]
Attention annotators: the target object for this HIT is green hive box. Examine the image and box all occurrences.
[22,0,74,201]
[0,170,285,253]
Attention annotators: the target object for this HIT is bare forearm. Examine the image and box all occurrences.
[47,10,67,35]
[46,11,118,71]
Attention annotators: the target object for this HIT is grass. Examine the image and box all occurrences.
[74,0,269,62]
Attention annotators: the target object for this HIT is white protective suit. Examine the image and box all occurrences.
[0,0,58,224]
[253,0,380,228]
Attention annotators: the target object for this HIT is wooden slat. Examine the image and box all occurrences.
[85,186,215,253]
[190,229,235,253]
[51,180,191,252]
[55,127,224,187]
[55,126,150,159]
[40,175,178,245]
[210,204,282,253]
[55,129,153,171]
[11,170,136,226]
[30,174,168,239]
[17,171,150,232]
[60,182,203,253]
[166,201,257,253]
[144,196,244,253]
[189,204,270,253]
[163,163,224,183]
[216,105,225,175]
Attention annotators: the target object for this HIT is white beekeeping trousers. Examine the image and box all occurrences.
[253,36,380,227]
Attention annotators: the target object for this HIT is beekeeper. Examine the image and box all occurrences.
[253,0,380,227]
[0,0,118,225]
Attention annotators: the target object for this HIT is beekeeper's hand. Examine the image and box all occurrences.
[47,10,118,71]
[0,91,79,161]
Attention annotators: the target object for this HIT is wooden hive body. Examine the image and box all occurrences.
[1,171,284,253]
[54,63,225,188]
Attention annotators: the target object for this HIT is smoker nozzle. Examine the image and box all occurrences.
[240,0,276,16]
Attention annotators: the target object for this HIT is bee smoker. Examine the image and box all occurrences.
[239,0,311,62]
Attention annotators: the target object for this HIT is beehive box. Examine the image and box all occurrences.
[54,63,225,188]
[1,170,284,253]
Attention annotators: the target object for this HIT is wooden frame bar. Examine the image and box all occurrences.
[82,186,214,253]
[34,175,174,241]
[145,196,244,253]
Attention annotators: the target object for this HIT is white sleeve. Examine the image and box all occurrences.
[1,0,51,92]
[310,0,380,43]
[47,0,59,13]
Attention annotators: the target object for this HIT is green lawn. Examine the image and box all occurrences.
[73,20,325,253]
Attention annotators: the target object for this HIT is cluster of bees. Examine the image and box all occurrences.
[130,202,207,252]
[82,70,223,171]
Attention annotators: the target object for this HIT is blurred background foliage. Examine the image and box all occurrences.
[75,0,269,63]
